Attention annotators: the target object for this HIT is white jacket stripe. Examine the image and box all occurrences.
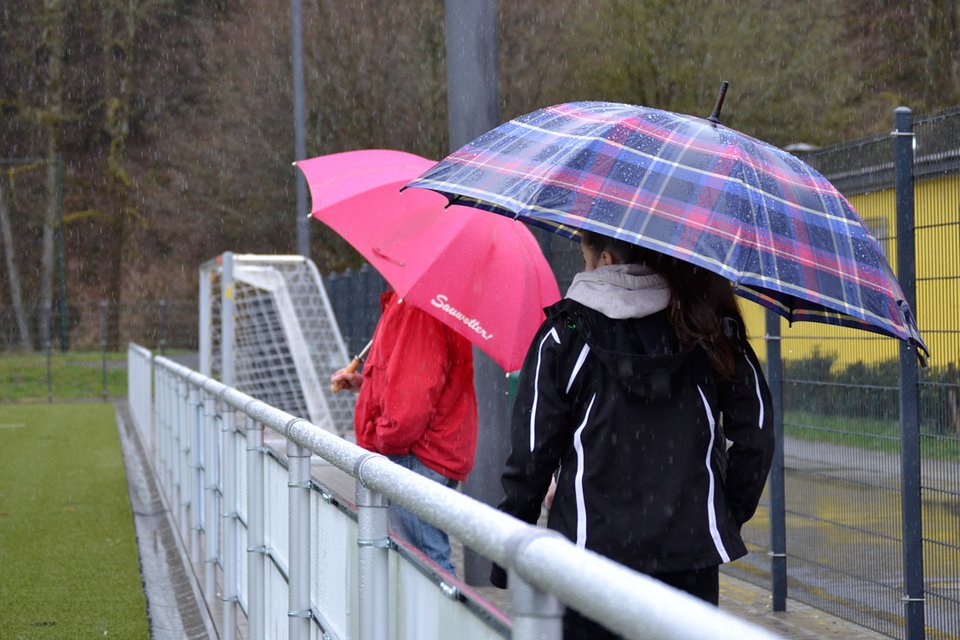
[530,327,561,452]
[565,344,591,394]
[744,355,765,429]
[697,385,731,563]
[573,393,597,548]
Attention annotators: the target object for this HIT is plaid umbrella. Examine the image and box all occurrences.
[406,101,927,357]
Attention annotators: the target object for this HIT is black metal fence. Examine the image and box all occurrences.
[727,108,960,640]
[0,298,199,354]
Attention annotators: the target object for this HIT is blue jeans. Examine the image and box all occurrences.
[387,454,458,576]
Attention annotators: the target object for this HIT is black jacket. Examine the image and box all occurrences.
[492,298,774,586]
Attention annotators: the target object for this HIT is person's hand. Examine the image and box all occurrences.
[543,476,557,510]
[330,368,362,393]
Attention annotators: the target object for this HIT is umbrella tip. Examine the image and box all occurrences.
[707,80,730,125]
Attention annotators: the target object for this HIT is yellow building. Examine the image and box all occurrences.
[742,170,960,374]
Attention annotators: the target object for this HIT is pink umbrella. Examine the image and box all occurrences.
[296,149,561,372]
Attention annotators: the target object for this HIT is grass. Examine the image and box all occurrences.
[0,351,127,402]
[785,410,960,461]
[0,404,149,639]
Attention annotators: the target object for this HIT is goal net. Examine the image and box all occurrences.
[200,254,355,436]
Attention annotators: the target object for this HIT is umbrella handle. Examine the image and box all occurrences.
[330,340,373,392]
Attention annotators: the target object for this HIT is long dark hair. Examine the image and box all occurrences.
[581,231,744,378]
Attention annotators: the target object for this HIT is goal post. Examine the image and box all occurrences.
[199,252,355,436]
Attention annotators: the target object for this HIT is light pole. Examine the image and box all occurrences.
[292,0,310,257]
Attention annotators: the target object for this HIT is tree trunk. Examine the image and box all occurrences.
[0,180,33,350]
[101,0,137,351]
[39,0,65,350]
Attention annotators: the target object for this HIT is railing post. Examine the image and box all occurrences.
[508,572,564,640]
[765,310,787,611]
[176,378,189,541]
[204,391,219,600]
[288,429,312,640]
[161,369,173,497]
[221,399,239,640]
[246,413,266,640]
[355,454,389,640]
[894,105,925,640]
[188,383,201,564]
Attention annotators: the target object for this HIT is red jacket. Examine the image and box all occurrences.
[355,291,478,482]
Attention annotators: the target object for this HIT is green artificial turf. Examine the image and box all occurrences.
[0,404,148,639]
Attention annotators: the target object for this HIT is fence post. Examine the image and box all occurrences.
[765,310,787,611]
[246,413,266,640]
[355,454,389,640]
[45,302,53,402]
[221,399,239,640]
[508,572,564,640]
[288,429,312,640]
[894,105,925,640]
[100,299,108,400]
[158,299,167,355]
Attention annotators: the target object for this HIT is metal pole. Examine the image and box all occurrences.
[199,267,212,377]
[444,0,504,586]
[765,310,787,611]
[204,391,219,600]
[159,299,167,355]
[508,572,564,640]
[189,384,201,565]
[221,252,235,388]
[100,299,108,400]
[894,105,925,640]
[356,454,389,640]
[222,402,238,640]
[287,433,312,640]
[45,302,53,402]
[246,413,266,640]
[291,0,310,257]
[177,378,189,540]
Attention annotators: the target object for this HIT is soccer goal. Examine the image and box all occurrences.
[199,253,355,436]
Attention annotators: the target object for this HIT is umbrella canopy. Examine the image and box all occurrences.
[296,149,561,372]
[405,101,927,356]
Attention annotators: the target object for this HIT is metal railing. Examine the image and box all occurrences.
[127,343,780,640]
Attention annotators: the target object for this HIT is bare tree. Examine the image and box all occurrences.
[0,178,32,350]
[38,0,65,348]
[100,0,140,350]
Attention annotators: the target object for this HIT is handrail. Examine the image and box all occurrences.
[150,353,780,640]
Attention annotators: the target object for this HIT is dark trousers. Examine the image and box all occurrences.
[563,565,719,640]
